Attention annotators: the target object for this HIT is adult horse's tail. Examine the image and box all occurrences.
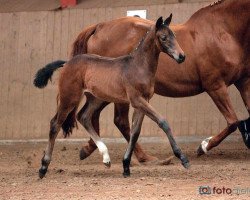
[33,60,66,88]
[70,24,97,57]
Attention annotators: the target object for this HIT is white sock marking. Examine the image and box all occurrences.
[96,141,110,164]
[201,136,212,154]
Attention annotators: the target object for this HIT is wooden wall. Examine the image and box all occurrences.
[0,1,248,139]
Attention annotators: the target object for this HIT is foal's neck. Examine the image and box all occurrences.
[131,28,160,75]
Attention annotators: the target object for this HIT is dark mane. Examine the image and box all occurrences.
[130,30,150,55]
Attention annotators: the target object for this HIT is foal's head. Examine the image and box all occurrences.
[155,15,185,63]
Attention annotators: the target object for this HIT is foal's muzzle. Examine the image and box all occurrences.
[177,53,185,64]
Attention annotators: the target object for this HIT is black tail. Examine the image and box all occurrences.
[33,60,66,88]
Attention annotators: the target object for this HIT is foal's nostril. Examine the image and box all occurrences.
[178,54,185,63]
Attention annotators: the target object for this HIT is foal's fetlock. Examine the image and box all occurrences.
[173,148,190,169]
[122,158,131,177]
[39,157,50,179]
[180,154,190,169]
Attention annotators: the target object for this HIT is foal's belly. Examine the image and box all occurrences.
[84,67,129,103]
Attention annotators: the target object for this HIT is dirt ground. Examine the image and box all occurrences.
[0,138,249,200]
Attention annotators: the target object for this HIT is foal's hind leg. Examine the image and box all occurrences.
[197,86,238,156]
[78,101,110,160]
[235,78,250,148]
[39,106,73,178]
[77,94,111,167]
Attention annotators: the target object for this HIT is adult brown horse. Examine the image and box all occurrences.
[67,0,250,160]
[40,0,249,162]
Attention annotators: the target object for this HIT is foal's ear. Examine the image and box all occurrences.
[164,13,172,26]
[156,16,163,30]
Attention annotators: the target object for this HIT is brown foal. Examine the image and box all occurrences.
[34,15,189,178]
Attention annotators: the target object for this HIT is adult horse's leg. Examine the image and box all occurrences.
[197,86,239,156]
[114,103,158,162]
[78,100,110,160]
[123,96,189,177]
[235,78,250,148]
[77,94,111,166]
[123,109,144,177]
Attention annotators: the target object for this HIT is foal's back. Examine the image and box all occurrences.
[61,54,134,103]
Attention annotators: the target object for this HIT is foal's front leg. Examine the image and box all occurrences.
[123,109,144,177]
[130,97,190,169]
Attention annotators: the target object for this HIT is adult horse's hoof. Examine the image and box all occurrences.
[238,118,250,149]
[79,148,91,160]
[136,154,158,163]
[39,168,47,179]
[103,161,111,168]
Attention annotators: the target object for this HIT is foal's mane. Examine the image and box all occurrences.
[130,29,151,55]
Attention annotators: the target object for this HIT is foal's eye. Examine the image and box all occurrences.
[160,35,167,41]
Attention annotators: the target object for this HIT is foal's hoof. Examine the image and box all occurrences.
[181,156,190,169]
[123,171,130,178]
[103,161,111,168]
[197,144,205,157]
[182,160,190,169]
[39,168,47,179]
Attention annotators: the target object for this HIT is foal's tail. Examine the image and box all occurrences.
[33,60,66,88]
